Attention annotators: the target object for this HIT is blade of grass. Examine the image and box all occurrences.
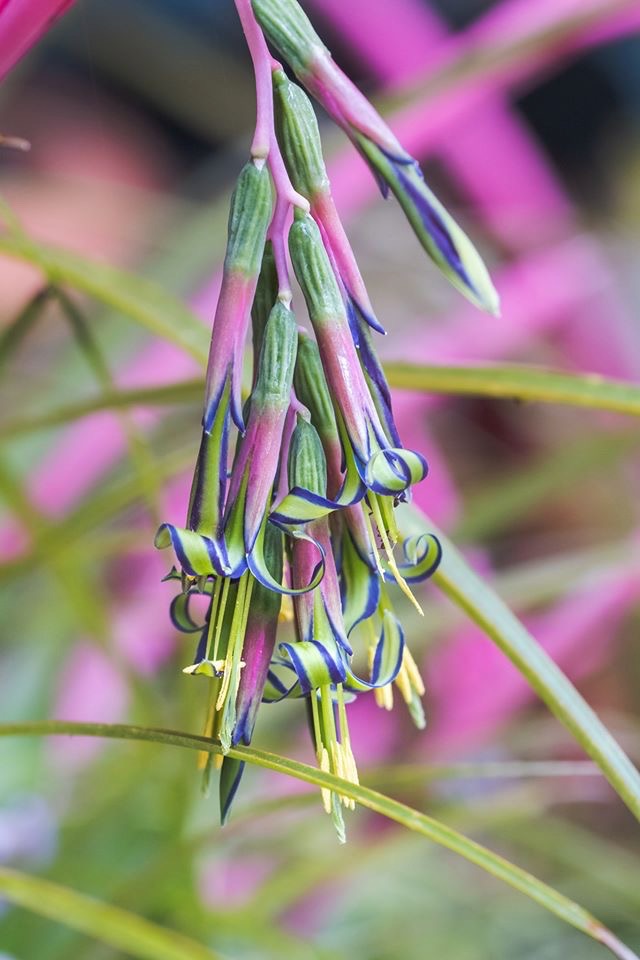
[411,513,640,823]
[0,867,221,960]
[6,359,640,441]
[0,379,204,439]
[385,363,640,417]
[0,720,636,960]
[455,428,640,543]
[0,287,53,368]
[0,232,209,363]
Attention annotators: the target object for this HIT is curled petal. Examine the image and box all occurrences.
[344,610,405,693]
[170,591,209,634]
[279,638,346,694]
[262,665,300,703]
[154,523,228,578]
[383,533,442,585]
[270,477,364,525]
[248,519,326,595]
[364,447,427,496]
[340,530,380,635]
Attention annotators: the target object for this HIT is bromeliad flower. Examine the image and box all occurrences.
[273,417,409,838]
[166,525,284,821]
[273,68,401,448]
[155,160,273,581]
[287,213,427,500]
[252,0,500,315]
[150,0,491,838]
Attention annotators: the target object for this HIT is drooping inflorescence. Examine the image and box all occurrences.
[155,0,498,839]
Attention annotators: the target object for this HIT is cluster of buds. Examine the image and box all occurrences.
[155,0,498,839]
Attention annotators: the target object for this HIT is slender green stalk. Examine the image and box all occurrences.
[0,866,221,960]
[419,517,640,823]
[0,720,635,960]
[0,232,209,363]
[0,380,205,439]
[385,362,640,416]
[5,360,640,443]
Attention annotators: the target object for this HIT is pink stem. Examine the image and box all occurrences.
[233,0,273,159]
[233,0,309,300]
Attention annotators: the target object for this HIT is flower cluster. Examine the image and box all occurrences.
[155,0,498,838]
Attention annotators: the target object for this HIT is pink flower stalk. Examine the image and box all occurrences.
[0,0,75,82]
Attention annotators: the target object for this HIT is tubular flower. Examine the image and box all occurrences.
[252,0,500,315]
[152,0,498,834]
[273,418,408,839]
[288,213,427,499]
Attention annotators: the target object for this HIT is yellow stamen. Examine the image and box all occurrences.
[395,663,414,705]
[279,595,294,623]
[210,577,230,664]
[403,647,426,696]
[197,686,217,770]
[368,494,423,617]
[216,573,254,712]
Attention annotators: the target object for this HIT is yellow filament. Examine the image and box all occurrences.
[210,577,230,664]
[369,495,423,617]
[197,685,217,770]
[279,595,294,623]
[216,574,253,712]
[361,504,386,580]
[403,648,425,695]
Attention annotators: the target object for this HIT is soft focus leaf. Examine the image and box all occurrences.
[0,232,209,362]
[416,515,640,823]
[385,363,640,416]
[0,866,221,960]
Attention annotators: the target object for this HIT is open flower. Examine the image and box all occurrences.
[273,417,409,838]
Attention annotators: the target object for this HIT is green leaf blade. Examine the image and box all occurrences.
[385,362,640,416]
[0,866,221,960]
[0,233,209,364]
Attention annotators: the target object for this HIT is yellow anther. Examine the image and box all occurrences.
[319,747,332,814]
[375,683,394,711]
[368,494,423,617]
[403,648,425,696]
[279,595,294,623]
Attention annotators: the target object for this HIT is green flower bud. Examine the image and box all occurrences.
[289,213,344,324]
[252,0,325,75]
[274,70,328,199]
[254,302,298,407]
[225,161,273,275]
[294,331,338,442]
[288,417,327,496]
[252,241,279,371]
